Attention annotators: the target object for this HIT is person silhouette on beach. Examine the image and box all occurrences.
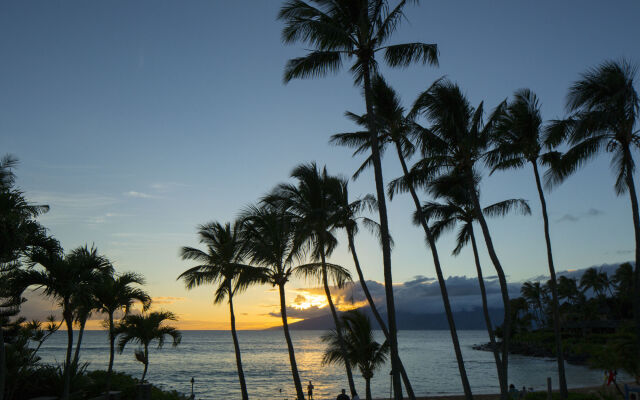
[308,381,314,400]
[336,388,350,400]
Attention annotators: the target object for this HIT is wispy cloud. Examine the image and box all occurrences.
[555,208,604,223]
[152,296,187,305]
[124,191,156,199]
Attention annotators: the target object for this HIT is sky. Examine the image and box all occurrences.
[1,1,639,330]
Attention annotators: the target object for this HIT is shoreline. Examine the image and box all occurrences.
[374,384,615,400]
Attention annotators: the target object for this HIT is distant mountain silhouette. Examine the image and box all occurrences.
[268,306,503,330]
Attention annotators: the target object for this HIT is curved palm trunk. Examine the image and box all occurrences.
[470,190,510,400]
[278,284,305,400]
[72,317,87,366]
[62,305,74,400]
[346,231,416,400]
[106,312,115,396]
[362,63,403,400]
[365,377,372,400]
[141,345,149,382]
[623,151,640,352]
[394,143,473,400]
[319,248,357,397]
[532,162,567,398]
[469,227,507,397]
[0,318,6,400]
[228,288,249,400]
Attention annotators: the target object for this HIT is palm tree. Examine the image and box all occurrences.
[93,272,151,395]
[545,60,640,344]
[322,310,389,400]
[241,204,306,400]
[613,263,633,298]
[332,179,417,399]
[179,221,266,400]
[266,162,358,396]
[520,282,546,326]
[487,88,568,397]
[557,276,581,305]
[580,267,605,298]
[334,75,475,399]
[278,2,438,396]
[418,191,530,397]
[16,245,112,400]
[409,79,512,400]
[115,311,181,383]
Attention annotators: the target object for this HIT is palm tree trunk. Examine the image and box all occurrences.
[0,318,6,400]
[362,61,402,400]
[469,189,510,400]
[394,143,473,400]
[346,230,416,400]
[469,227,507,397]
[366,377,372,400]
[141,345,149,382]
[228,288,249,400]
[319,248,357,398]
[278,284,305,400]
[623,151,640,352]
[532,162,567,398]
[106,312,115,396]
[62,305,74,400]
[72,317,87,366]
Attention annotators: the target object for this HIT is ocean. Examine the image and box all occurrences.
[37,330,609,400]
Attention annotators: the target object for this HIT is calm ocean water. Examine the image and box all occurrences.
[37,330,608,400]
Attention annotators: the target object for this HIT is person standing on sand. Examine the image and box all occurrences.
[336,388,350,400]
[308,381,314,400]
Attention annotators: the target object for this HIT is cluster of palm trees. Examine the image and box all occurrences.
[515,264,634,331]
[7,243,182,399]
[0,162,181,400]
[264,1,639,400]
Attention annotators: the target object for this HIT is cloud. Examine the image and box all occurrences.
[151,296,187,305]
[555,208,604,223]
[124,191,156,199]
[88,212,130,224]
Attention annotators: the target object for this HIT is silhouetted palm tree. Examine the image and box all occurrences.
[17,245,112,400]
[557,276,581,305]
[614,263,633,298]
[278,2,438,396]
[334,76,475,399]
[0,155,52,400]
[322,310,388,400]
[419,191,530,396]
[241,204,306,400]
[266,163,358,396]
[93,272,150,395]
[580,268,606,298]
[521,282,546,326]
[545,60,640,343]
[179,221,267,400]
[331,179,416,398]
[409,79,511,399]
[487,89,568,397]
[115,311,181,383]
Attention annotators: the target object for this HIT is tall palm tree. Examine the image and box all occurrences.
[278,2,438,396]
[322,310,389,400]
[179,221,267,400]
[520,282,546,326]
[487,88,568,397]
[418,191,530,397]
[266,163,358,397]
[241,204,306,400]
[0,155,52,400]
[332,179,417,399]
[334,75,475,399]
[16,245,112,400]
[115,311,181,382]
[93,272,151,395]
[545,60,640,344]
[409,79,512,400]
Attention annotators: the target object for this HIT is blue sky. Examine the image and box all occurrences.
[2,1,639,328]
